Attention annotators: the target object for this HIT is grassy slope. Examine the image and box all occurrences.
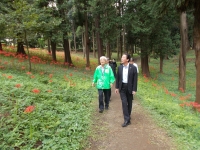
[137,50,200,150]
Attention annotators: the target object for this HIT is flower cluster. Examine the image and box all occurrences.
[24,105,35,113]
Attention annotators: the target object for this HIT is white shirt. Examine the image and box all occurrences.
[122,63,129,83]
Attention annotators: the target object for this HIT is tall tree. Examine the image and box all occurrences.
[57,0,73,66]
[193,1,200,104]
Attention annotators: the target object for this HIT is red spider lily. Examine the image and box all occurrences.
[179,88,185,93]
[26,72,32,75]
[24,105,35,113]
[179,103,185,107]
[40,72,44,75]
[0,66,5,69]
[32,88,40,94]
[15,84,21,88]
[49,80,52,83]
[49,74,53,78]
[7,75,13,79]
[170,93,177,97]
[31,75,35,78]
[21,66,25,70]
[69,73,73,76]
[47,90,52,93]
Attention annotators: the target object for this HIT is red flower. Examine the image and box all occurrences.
[49,74,53,78]
[24,105,35,113]
[15,84,21,88]
[7,75,13,79]
[26,72,32,75]
[69,73,73,76]
[32,88,40,94]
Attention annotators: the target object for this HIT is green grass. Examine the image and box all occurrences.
[0,49,98,149]
[1,47,200,150]
[137,50,200,150]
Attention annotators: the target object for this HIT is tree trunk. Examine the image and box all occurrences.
[51,40,57,62]
[194,1,200,103]
[106,42,111,59]
[117,37,120,61]
[93,31,96,58]
[73,21,77,53]
[0,42,3,51]
[82,32,86,58]
[141,54,150,77]
[69,39,71,52]
[17,41,26,55]
[47,39,51,54]
[85,12,90,68]
[24,30,31,71]
[178,11,187,92]
[95,14,103,64]
[160,55,164,73]
[63,36,73,66]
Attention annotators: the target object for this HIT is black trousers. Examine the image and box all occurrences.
[119,83,133,122]
[98,89,110,110]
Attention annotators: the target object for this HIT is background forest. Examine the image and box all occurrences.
[1,0,200,149]
[1,0,200,101]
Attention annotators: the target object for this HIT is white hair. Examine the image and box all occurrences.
[99,56,107,61]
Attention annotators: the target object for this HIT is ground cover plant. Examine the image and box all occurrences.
[0,48,98,149]
[137,50,200,150]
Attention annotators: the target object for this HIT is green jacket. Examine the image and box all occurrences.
[93,64,115,89]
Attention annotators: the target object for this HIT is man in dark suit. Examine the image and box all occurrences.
[115,54,138,127]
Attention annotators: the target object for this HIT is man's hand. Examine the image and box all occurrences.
[92,83,95,87]
[132,91,136,95]
[115,89,119,94]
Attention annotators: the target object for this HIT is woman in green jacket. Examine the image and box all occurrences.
[92,56,115,113]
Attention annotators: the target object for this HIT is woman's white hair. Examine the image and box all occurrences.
[99,56,107,61]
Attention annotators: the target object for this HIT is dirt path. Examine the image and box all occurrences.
[87,86,177,150]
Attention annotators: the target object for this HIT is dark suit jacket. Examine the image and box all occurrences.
[115,63,138,94]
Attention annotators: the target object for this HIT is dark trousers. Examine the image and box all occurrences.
[119,83,133,121]
[98,89,110,110]
[108,88,111,100]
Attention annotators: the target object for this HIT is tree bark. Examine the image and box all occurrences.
[72,21,77,53]
[95,14,103,64]
[47,39,51,54]
[0,42,3,51]
[82,32,86,58]
[63,36,73,66]
[117,37,120,61]
[106,42,111,59]
[84,12,90,68]
[51,40,57,62]
[160,55,164,73]
[141,54,150,77]
[17,41,26,55]
[194,0,200,103]
[92,31,96,58]
[178,11,187,92]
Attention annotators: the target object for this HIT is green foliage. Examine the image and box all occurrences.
[0,52,97,149]
[137,50,200,150]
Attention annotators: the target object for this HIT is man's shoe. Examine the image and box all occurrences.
[99,110,103,113]
[105,107,109,110]
[122,121,131,127]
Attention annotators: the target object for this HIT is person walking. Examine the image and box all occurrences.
[115,54,138,127]
[92,56,115,113]
[130,58,139,73]
[112,58,117,78]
